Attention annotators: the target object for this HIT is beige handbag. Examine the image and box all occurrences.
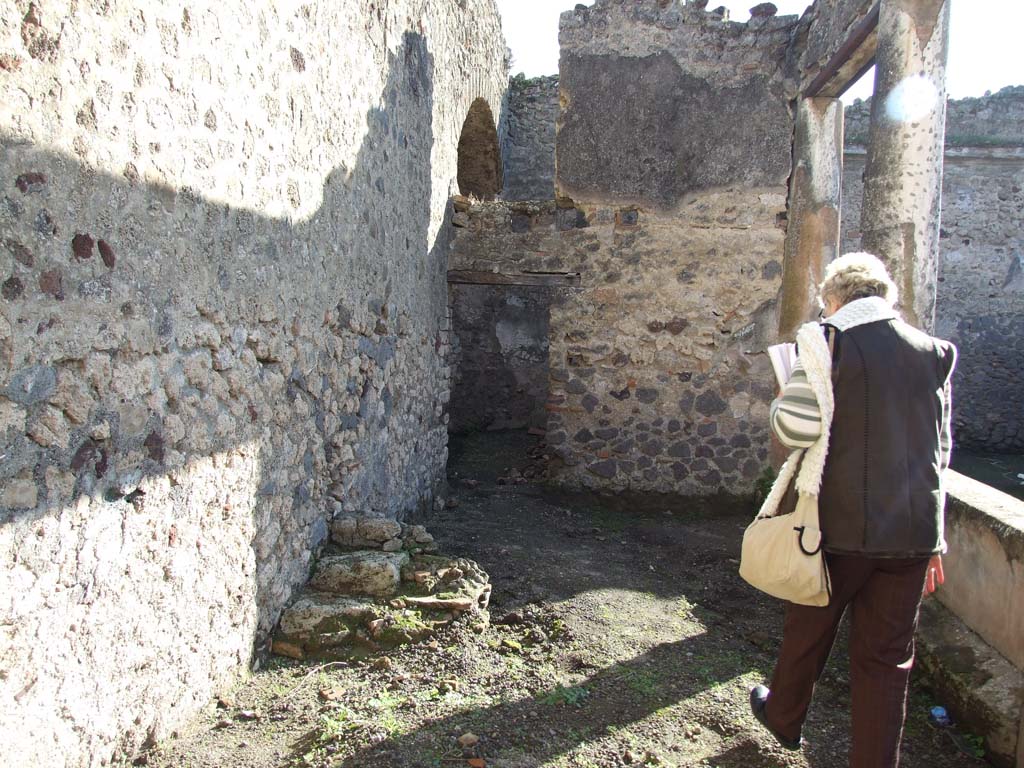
[741,321,835,606]
[739,455,831,606]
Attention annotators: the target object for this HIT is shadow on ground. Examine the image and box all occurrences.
[136,431,982,768]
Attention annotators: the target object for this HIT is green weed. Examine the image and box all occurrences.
[540,684,590,707]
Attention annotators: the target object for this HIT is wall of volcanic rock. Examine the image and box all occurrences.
[0,0,507,764]
[541,0,799,494]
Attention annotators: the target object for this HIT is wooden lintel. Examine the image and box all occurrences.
[447,270,582,287]
[804,3,880,98]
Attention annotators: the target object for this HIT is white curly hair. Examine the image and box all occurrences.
[818,251,899,308]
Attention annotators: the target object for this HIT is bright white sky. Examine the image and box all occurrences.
[495,0,1024,103]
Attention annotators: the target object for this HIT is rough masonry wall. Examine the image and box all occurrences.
[451,199,783,496]
[0,1,507,765]
[448,283,553,434]
[841,89,1024,452]
[501,75,558,201]
[518,0,800,494]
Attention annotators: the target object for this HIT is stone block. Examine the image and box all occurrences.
[309,551,410,597]
[277,593,377,637]
[940,472,1024,671]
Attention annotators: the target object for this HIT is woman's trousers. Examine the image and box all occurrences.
[763,553,931,768]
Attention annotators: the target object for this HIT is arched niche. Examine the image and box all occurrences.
[457,98,502,200]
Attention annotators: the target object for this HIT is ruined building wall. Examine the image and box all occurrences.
[501,74,558,201]
[0,1,508,765]
[536,1,800,494]
[841,88,1024,452]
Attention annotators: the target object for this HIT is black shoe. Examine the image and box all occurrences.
[749,685,803,751]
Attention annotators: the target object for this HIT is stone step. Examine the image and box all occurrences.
[272,592,377,659]
[917,599,1024,768]
[271,553,492,661]
[309,550,410,597]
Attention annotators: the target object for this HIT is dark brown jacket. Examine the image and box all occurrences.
[818,318,957,557]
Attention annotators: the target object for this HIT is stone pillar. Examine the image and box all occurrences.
[860,0,950,331]
[779,97,844,340]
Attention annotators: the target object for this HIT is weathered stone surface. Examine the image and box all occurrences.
[779,97,843,338]
[450,196,780,495]
[309,551,411,597]
[797,0,877,96]
[917,600,1024,768]
[558,53,793,207]
[329,517,403,547]
[449,284,554,433]
[278,594,378,637]
[0,1,508,765]
[859,0,950,330]
[556,1,799,209]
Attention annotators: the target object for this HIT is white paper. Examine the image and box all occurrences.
[767,343,798,388]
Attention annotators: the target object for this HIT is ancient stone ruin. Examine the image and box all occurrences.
[1,0,1022,766]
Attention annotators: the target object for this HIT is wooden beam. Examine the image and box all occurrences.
[804,4,880,98]
[447,270,582,287]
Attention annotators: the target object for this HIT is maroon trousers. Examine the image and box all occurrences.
[764,553,931,768]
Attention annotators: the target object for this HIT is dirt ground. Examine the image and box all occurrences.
[134,432,984,768]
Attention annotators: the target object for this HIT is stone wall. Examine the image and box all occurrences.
[501,75,558,201]
[0,1,508,765]
[451,197,783,495]
[448,283,553,433]
[841,88,1024,452]
[507,0,801,494]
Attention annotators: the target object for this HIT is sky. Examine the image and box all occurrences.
[494,0,1024,103]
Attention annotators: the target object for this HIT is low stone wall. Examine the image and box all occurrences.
[915,471,1024,768]
[448,283,554,433]
[501,75,558,201]
[940,471,1024,671]
[0,0,507,765]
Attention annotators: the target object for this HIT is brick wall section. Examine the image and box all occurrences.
[0,1,507,765]
[841,88,1024,452]
[501,75,559,201]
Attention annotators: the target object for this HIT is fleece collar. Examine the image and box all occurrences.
[822,296,899,332]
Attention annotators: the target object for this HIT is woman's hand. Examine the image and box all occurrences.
[924,554,944,595]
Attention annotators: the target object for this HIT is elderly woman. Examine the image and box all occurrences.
[749,252,957,768]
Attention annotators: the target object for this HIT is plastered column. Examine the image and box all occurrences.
[860,0,950,331]
[779,97,844,340]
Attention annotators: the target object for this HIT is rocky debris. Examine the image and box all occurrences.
[271,523,490,661]
[497,441,551,485]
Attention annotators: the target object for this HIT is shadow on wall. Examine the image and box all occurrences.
[0,30,468,766]
[458,97,504,200]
